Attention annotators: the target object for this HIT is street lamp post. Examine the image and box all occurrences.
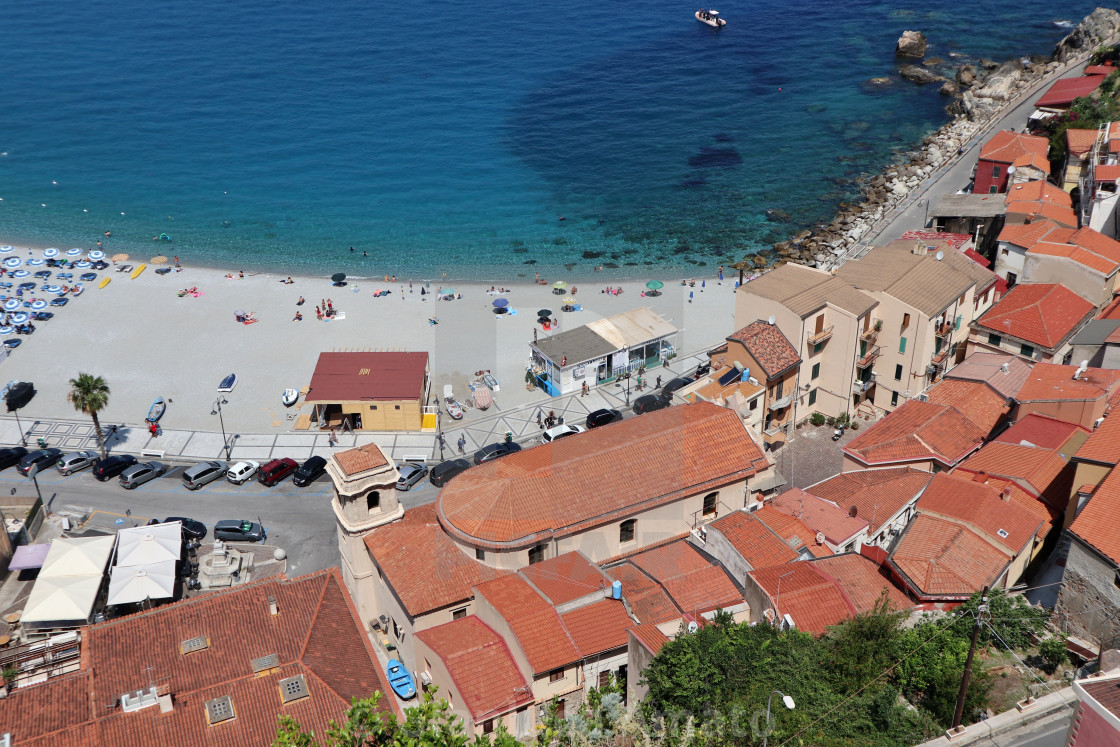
[212,397,231,460]
[11,408,25,447]
[623,372,632,406]
[763,690,796,747]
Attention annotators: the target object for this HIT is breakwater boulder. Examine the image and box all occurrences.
[896,30,928,58]
[900,64,947,84]
[1053,7,1120,62]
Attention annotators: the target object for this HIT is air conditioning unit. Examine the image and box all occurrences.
[121,687,159,713]
[420,671,433,687]
[781,614,796,631]
[917,393,929,402]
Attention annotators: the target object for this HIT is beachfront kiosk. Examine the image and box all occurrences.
[303,351,435,432]
[530,307,678,396]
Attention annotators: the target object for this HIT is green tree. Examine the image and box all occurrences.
[67,372,110,460]
[822,591,906,694]
[958,588,1047,649]
[1039,635,1069,674]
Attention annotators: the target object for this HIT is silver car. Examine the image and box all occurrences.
[119,461,166,490]
[395,462,429,491]
[56,450,99,476]
[182,460,228,490]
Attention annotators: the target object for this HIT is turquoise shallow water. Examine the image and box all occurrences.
[0,0,1098,280]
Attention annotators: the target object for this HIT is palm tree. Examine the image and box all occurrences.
[68,373,110,459]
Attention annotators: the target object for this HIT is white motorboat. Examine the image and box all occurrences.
[695,9,725,27]
[282,388,299,407]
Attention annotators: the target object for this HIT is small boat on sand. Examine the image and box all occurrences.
[444,385,463,420]
[146,396,166,423]
[218,373,237,392]
[695,8,726,27]
[473,385,492,410]
[282,388,299,407]
[483,372,500,392]
[386,659,416,700]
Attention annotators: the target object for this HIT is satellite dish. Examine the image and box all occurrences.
[935,250,944,261]
[815,531,825,545]
[687,620,699,634]
[768,315,776,325]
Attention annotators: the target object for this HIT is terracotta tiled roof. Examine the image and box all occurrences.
[1095,164,1120,182]
[805,467,932,535]
[365,504,508,617]
[607,540,743,617]
[956,442,1070,502]
[334,442,390,476]
[1005,201,1078,228]
[1016,363,1120,404]
[1070,464,1120,565]
[629,623,671,656]
[956,473,1058,539]
[889,514,1013,598]
[0,570,397,747]
[1067,129,1101,157]
[560,599,634,656]
[1008,181,1073,207]
[518,551,611,605]
[473,574,580,674]
[661,567,744,614]
[438,402,769,549]
[973,283,1095,350]
[842,399,990,467]
[769,488,868,545]
[898,230,973,250]
[1075,413,1120,465]
[414,617,533,721]
[726,321,802,377]
[706,511,800,568]
[1100,295,1120,320]
[810,554,913,616]
[998,219,1064,250]
[925,379,1012,434]
[1035,75,1105,107]
[915,473,1043,552]
[753,505,833,557]
[994,413,1087,450]
[1029,241,1120,275]
[979,130,1050,165]
[603,563,682,624]
[630,540,713,579]
[945,351,1034,400]
[1011,152,1051,172]
[1072,227,1120,263]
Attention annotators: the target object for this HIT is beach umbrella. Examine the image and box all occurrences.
[537,309,552,318]
[29,300,46,311]
[27,258,45,266]
[492,298,509,308]
[331,272,346,283]
[646,280,664,290]
[11,270,28,278]
[3,258,21,269]
[150,255,168,264]
[43,248,59,259]
[110,252,129,262]
[66,248,83,256]
[43,285,61,294]
[10,313,28,324]
[3,299,19,312]
[552,281,567,289]
[0,246,12,254]
[0,327,12,336]
[75,261,91,268]
[88,250,105,261]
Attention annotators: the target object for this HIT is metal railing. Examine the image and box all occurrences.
[807,325,834,345]
[856,346,881,369]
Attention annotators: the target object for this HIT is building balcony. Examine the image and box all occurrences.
[931,349,949,366]
[935,321,953,338]
[852,378,875,393]
[768,393,793,411]
[807,325,834,345]
[855,346,880,369]
[860,321,881,341]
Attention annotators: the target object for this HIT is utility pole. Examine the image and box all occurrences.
[951,587,989,732]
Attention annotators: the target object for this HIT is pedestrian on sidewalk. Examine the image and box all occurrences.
[457,434,466,454]
[656,375,662,389]
[536,410,543,428]
[581,381,589,397]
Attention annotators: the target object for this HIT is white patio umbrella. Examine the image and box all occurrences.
[107,561,176,606]
[65,248,82,256]
[29,300,47,311]
[27,258,45,266]
[43,248,59,258]
[114,522,182,566]
[4,257,21,268]
[88,250,105,261]
[0,246,12,254]
[3,299,20,311]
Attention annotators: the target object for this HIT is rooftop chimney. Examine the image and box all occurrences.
[268,595,278,616]
[973,471,989,483]
[1001,486,1013,502]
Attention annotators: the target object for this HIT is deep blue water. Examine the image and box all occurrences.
[0,0,1098,280]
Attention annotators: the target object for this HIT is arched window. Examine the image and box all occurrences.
[702,492,719,517]
[366,491,380,514]
[619,519,636,544]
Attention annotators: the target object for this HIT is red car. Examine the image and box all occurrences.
[257,457,298,487]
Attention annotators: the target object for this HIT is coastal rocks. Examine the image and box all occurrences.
[948,59,1023,119]
[955,64,977,86]
[896,30,928,58]
[922,57,945,67]
[1053,7,1120,62]
[899,65,947,84]
[868,76,892,86]
[939,81,959,96]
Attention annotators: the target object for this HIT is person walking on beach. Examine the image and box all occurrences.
[316,306,322,320]
[409,280,413,293]
[718,266,723,283]
[297,296,305,305]
[327,298,333,312]
[656,375,662,389]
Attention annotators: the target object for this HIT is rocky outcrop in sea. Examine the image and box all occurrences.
[769,8,1120,270]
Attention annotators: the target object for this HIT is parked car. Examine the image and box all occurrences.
[49,297,69,307]
[258,457,298,487]
[0,447,29,471]
[292,456,327,487]
[119,461,166,489]
[660,377,693,399]
[429,458,471,487]
[226,460,260,485]
[149,516,207,541]
[56,450,98,475]
[92,454,138,481]
[585,408,622,429]
[542,423,586,443]
[396,462,429,491]
[632,394,671,415]
[16,448,62,476]
[213,519,266,543]
[473,442,522,465]
[181,460,228,490]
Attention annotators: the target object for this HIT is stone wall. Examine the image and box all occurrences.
[1055,535,1120,647]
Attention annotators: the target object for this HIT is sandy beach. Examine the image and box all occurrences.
[0,247,741,435]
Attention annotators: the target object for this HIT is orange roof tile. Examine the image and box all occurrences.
[1095,164,1120,182]
[957,473,1057,539]
[365,504,508,617]
[980,130,1050,165]
[810,554,913,616]
[805,467,932,535]
[1016,363,1120,404]
[726,321,802,377]
[842,399,991,467]
[945,351,1034,400]
[916,473,1043,552]
[661,567,744,614]
[0,570,398,747]
[560,599,634,656]
[1010,152,1051,172]
[609,540,743,616]
[973,283,1095,349]
[630,540,714,579]
[956,442,1070,501]
[769,488,869,544]
[889,514,1013,598]
[518,551,611,605]
[925,379,1013,434]
[707,511,800,568]
[994,413,1088,450]
[1005,180,1072,208]
[1075,413,1120,465]
[1070,464,1120,565]
[473,574,580,674]
[1036,75,1104,108]
[603,563,682,624]
[753,505,833,557]
[1072,227,1120,263]
[414,617,533,721]
[334,441,390,476]
[438,402,769,548]
[998,219,1063,250]
[629,623,671,655]
[1030,241,1120,275]
[1005,200,1079,228]
[305,351,428,403]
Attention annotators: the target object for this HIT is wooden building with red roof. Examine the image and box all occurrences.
[304,351,432,431]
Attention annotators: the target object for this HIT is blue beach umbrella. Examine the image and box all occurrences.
[88,250,105,261]
[66,248,82,256]
[3,257,21,268]
[0,246,12,254]
[9,313,28,324]
[43,248,59,258]
[27,258,45,266]
[0,327,12,336]
[75,260,91,268]
[492,298,509,308]
[29,300,47,310]
[42,285,62,294]
[11,270,29,278]
[2,299,19,311]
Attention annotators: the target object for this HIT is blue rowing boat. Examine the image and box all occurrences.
[146,396,166,423]
[385,659,416,699]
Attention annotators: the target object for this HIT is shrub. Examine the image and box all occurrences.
[827,416,837,427]
[1039,636,1069,673]
[810,412,826,426]
[851,421,860,430]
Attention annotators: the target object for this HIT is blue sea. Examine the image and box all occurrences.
[0,0,1098,280]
